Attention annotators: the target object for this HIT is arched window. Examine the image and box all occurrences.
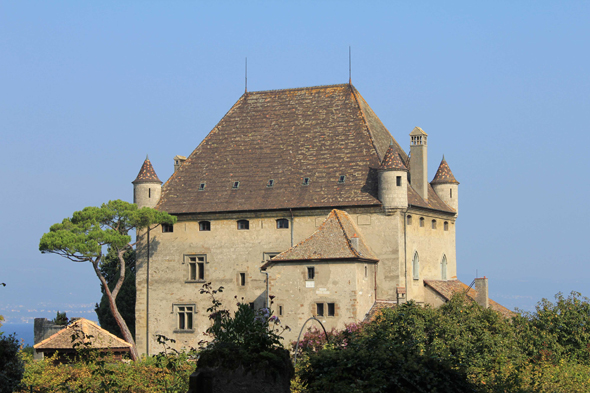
[412,252,419,280]
[419,217,425,227]
[237,220,249,230]
[441,255,448,280]
[431,220,437,229]
[276,218,289,229]
[199,221,211,231]
[407,215,412,225]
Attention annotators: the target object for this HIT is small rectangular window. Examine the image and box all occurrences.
[279,305,283,316]
[302,177,310,186]
[450,188,453,198]
[267,179,274,187]
[239,272,246,286]
[249,302,255,310]
[199,221,211,231]
[198,262,204,280]
[407,215,412,225]
[237,220,249,230]
[419,217,425,227]
[233,181,240,189]
[396,176,402,186]
[316,303,324,317]
[176,305,194,330]
[162,223,174,233]
[307,267,315,280]
[444,221,449,231]
[264,252,280,261]
[432,220,437,229]
[338,175,345,183]
[327,303,335,317]
[276,219,289,229]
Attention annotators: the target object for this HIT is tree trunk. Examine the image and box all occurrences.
[93,260,140,361]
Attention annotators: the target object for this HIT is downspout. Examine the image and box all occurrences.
[261,269,270,309]
[146,227,150,356]
[404,208,408,300]
[289,209,294,247]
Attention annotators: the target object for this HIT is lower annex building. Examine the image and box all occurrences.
[132,83,509,355]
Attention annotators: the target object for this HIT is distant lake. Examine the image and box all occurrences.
[2,323,34,347]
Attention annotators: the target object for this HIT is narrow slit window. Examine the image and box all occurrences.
[307,267,315,280]
[450,188,453,198]
[413,252,420,280]
[267,179,274,187]
[327,303,335,317]
[149,188,151,198]
[232,181,240,189]
[316,303,324,317]
[198,183,206,191]
[276,218,289,229]
[237,220,249,230]
[239,272,246,286]
[249,302,255,310]
[302,177,310,186]
[338,175,345,183]
[199,221,211,231]
[198,262,204,280]
[396,176,402,186]
[365,265,368,278]
[279,305,283,316]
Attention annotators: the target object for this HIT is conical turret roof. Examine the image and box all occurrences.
[378,145,408,171]
[132,156,162,184]
[431,156,459,185]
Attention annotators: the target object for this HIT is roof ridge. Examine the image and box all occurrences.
[350,86,383,162]
[245,83,350,95]
[333,210,361,258]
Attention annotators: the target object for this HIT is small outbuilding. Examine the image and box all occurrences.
[33,318,132,362]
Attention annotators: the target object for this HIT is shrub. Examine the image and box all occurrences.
[0,333,25,393]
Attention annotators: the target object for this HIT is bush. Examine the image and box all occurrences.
[0,333,25,393]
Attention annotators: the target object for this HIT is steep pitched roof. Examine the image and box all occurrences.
[424,280,514,318]
[431,156,459,185]
[157,84,409,214]
[408,185,456,212]
[132,157,162,184]
[263,209,378,267]
[34,318,132,351]
[378,145,408,171]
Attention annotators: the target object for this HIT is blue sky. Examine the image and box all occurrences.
[1,1,589,325]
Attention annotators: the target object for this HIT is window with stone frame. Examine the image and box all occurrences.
[307,266,315,280]
[412,252,420,280]
[237,220,249,230]
[441,255,448,280]
[174,304,195,331]
[162,223,174,233]
[199,221,211,231]
[186,255,206,282]
[276,218,289,229]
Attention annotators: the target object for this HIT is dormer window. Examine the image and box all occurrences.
[198,183,206,191]
[302,177,310,186]
[232,181,240,189]
[267,179,274,187]
[338,175,345,183]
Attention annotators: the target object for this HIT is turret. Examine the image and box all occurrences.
[431,155,459,214]
[378,144,408,214]
[132,155,162,209]
[409,127,428,201]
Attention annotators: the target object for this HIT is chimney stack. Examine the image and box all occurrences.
[474,277,489,309]
[409,127,428,201]
[350,233,359,251]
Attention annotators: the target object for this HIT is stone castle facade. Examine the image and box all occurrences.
[132,83,504,355]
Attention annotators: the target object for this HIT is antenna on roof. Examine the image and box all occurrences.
[349,46,352,85]
[146,154,149,160]
[245,57,248,93]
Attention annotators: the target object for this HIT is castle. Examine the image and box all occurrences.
[132,83,509,355]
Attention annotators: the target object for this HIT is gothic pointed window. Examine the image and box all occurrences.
[441,255,448,280]
[412,252,419,280]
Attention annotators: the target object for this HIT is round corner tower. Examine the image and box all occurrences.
[132,155,163,209]
[378,145,408,214]
[431,155,459,214]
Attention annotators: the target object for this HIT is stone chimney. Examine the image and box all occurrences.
[350,233,359,251]
[409,127,428,201]
[474,277,489,309]
[174,155,187,172]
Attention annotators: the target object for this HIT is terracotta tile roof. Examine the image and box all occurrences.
[132,157,162,184]
[424,280,515,318]
[431,156,459,185]
[157,84,410,214]
[364,300,398,321]
[378,145,408,171]
[263,209,378,268]
[407,183,455,212]
[34,318,132,351]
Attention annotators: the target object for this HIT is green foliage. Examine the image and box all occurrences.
[95,248,136,340]
[0,333,25,393]
[514,291,590,365]
[51,311,68,326]
[197,283,294,380]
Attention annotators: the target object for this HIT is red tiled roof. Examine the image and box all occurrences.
[424,280,515,318]
[431,156,459,185]
[379,145,408,171]
[132,157,162,184]
[34,318,132,351]
[263,209,378,268]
